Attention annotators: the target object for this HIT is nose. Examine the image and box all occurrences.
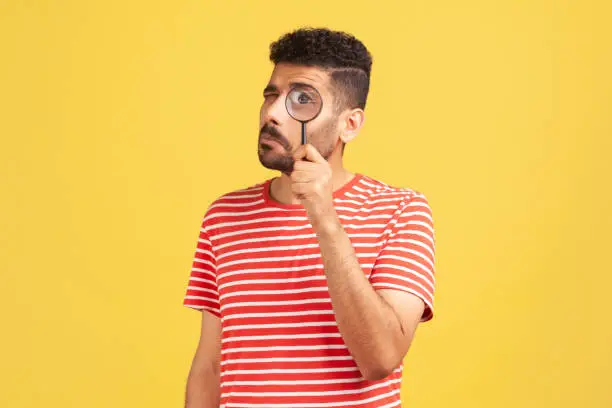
[262,95,287,127]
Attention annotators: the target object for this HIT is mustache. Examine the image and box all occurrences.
[260,124,291,151]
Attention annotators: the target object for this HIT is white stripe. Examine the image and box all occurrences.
[392,230,435,248]
[209,199,265,209]
[185,294,218,301]
[217,243,320,260]
[336,196,404,206]
[219,253,377,270]
[207,207,297,220]
[216,233,316,250]
[358,179,388,189]
[218,275,325,291]
[220,253,321,268]
[222,377,360,386]
[189,268,216,279]
[192,258,215,269]
[186,286,218,295]
[223,321,337,332]
[219,287,329,301]
[221,344,346,354]
[397,210,433,223]
[212,225,311,240]
[218,242,383,261]
[335,223,386,230]
[211,213,393,226]
[337,214,393,221]
[218,264,324,281]
[346,191,409,200]
[382,246,434,268]
[220,189,263,199]
[220,355,353,366]
[217,263,374,282]
[371,282,434,311]
[332,198,363,206]
[222,378,401,397]
[221,333,342,343]
[195,247,215,256]
[378,400,402,408]
[384,238,434,259]
[222,310,334,322]
[212,216,309,229]
[210,222,387,238]
[334,205,398,213]
[394,220,434,234]
[371,269,435,296]
[223,388,400,407]
[221,193,263,200]
[360,181,403,193]
[221,367,358,376]
[215,232,381,251]
[196,235,212,246]
[405,199,429,207]
[220,298,331,312]
[376,254,435,282]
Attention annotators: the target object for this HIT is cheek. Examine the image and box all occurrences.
[312,116,339,137]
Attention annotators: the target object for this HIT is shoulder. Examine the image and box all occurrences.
[201,179,269,226]
[357,174,431,209]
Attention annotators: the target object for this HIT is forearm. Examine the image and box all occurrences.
[185,365,220,408]
[311,212,404,380]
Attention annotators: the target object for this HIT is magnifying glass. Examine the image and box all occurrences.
[285,84,323,145]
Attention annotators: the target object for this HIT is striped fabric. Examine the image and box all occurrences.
[183,173,436,407]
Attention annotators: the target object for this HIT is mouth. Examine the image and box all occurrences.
[260,136,287,152]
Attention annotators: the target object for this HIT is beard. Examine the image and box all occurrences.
[258,123,295,175]
[258,121,338,175]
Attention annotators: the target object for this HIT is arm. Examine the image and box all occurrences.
[313,215,425,381]
[291,145,434,381]
[185,311,222,408]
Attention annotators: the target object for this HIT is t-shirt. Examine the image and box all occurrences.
[183,173,436,407]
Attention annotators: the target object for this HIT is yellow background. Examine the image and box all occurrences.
[1,1,610,407]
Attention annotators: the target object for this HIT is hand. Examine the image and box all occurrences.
[290,144,335,222]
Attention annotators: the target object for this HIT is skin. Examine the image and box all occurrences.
[258,62,426,380]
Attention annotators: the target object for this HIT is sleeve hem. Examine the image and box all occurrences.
[373,284,434,322]
[183,303,221,319]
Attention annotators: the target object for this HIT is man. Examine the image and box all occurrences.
[183,27,436,408]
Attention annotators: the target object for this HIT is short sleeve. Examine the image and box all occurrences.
[370,193,436,322]
[183,217,221,318]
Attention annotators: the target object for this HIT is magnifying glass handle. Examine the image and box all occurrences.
[301,122,306,145]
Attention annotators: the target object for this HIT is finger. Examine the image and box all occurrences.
[292,160,319,173]
[292,145,307,161]
[302,144,326,164]
[290,169,315,183]
[293,144,324,163]
[291,181,312,196]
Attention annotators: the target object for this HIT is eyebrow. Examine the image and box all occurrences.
[263,81,318,95]
[263,84,279,94]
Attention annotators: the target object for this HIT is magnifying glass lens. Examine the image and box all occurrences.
[286,85,322,122]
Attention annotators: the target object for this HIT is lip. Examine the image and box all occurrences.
[260,136,287,151]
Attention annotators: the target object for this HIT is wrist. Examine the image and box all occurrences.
[310,209,342,235]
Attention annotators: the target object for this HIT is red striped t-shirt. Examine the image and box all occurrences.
[183,173,436,407]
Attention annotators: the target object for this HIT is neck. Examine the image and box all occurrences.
[270,166,355,206]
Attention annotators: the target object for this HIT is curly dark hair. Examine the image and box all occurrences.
[269,27,373,112]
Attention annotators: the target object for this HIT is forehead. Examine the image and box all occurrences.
[266,63,332,94]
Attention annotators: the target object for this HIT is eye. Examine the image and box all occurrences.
[290,90,314,105]
[297,92,312,104]
[263,93,278,101]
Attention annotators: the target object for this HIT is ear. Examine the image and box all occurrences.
[339,108,365,144]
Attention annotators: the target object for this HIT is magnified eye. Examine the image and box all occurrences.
[298,92,312,104]
[290,90,314,105]
[285,84,322,123]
